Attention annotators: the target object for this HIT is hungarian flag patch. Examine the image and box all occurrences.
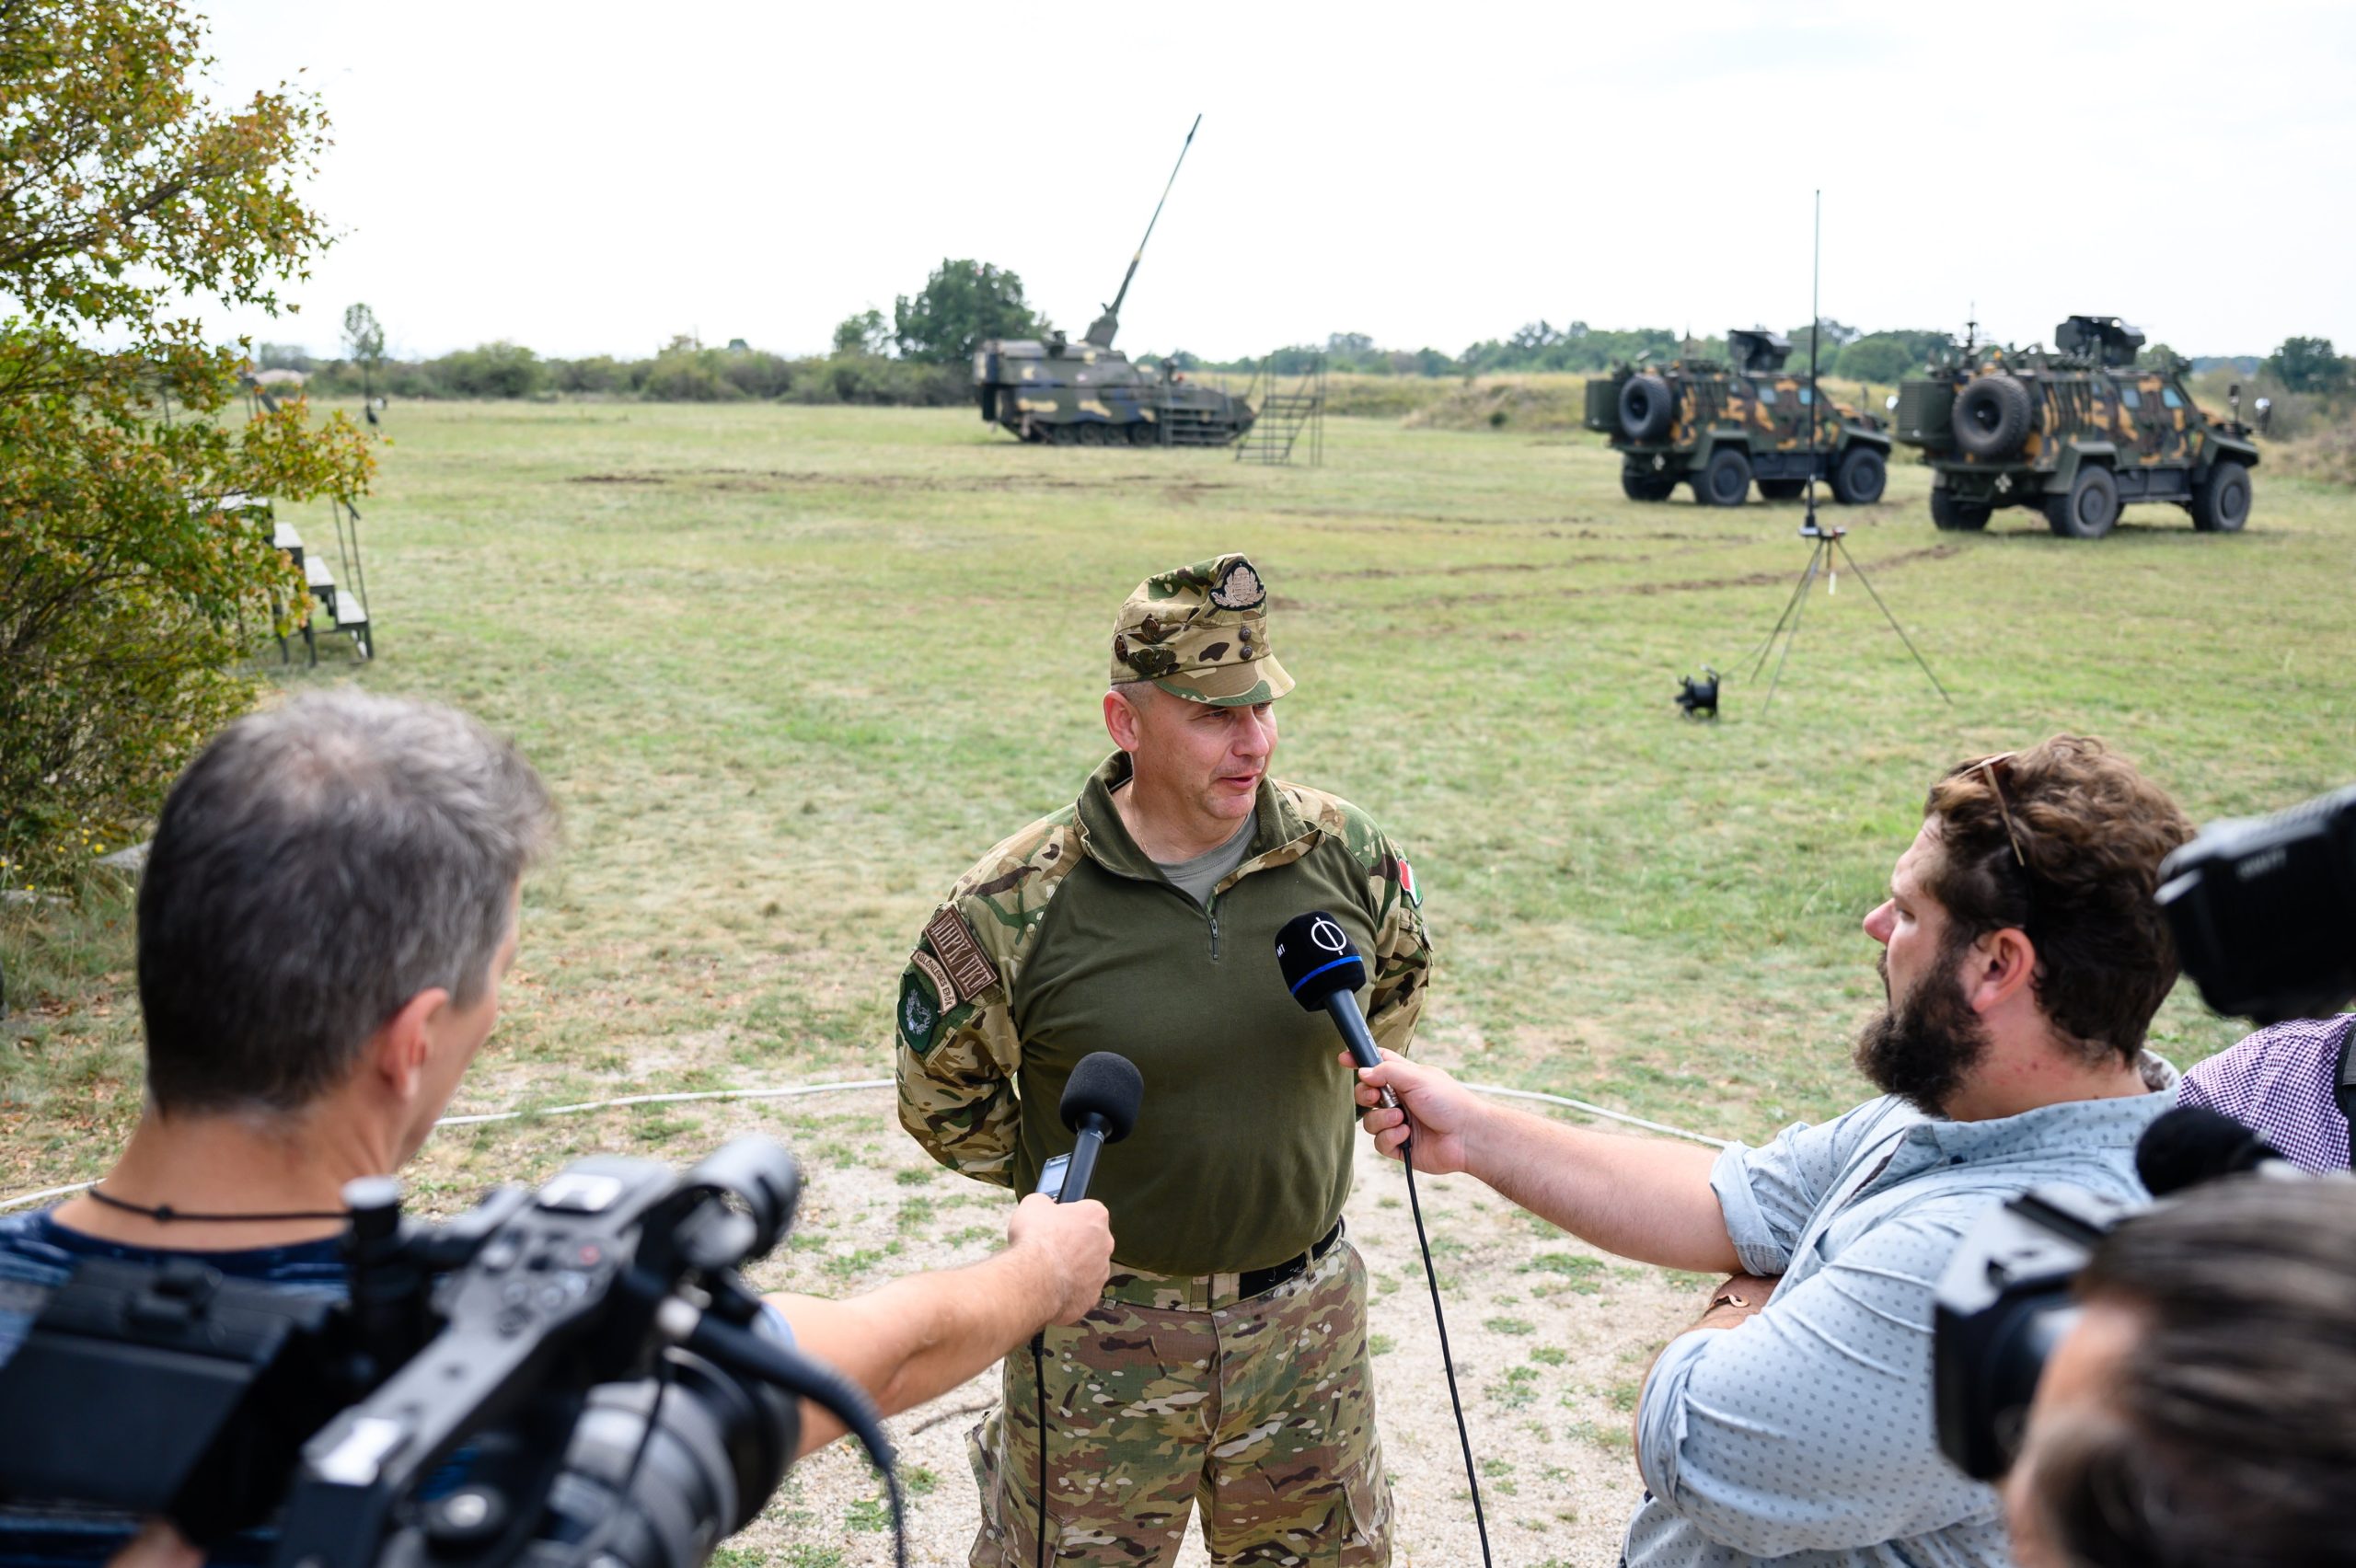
[1396,856,1421,907]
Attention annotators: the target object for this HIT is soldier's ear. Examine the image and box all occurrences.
[1103,686,1147,752]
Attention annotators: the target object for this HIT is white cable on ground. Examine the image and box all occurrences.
[0,1075,1727,1211]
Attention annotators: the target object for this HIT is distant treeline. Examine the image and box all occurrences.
[262,335,971,406]
[263,322,2338,409]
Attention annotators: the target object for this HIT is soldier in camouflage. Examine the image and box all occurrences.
[895,554,1432,1566]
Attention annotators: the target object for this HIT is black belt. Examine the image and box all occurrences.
[1238,1219,1344,1299]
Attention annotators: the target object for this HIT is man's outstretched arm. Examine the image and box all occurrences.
[1352,1050,1738,1274]
[768,1193,1114,1459]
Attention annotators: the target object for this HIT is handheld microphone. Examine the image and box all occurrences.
[1275,911,1402,1118]
[1053,1051,1143,1204]
[2135,1106,2298,1196]
[1271,909,1492,1564]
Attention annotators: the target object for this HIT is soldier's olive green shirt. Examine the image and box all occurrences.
[895,753,1432,1276]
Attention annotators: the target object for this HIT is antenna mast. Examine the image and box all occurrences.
[1802,190,1821,536]
[1085,114,1201,349]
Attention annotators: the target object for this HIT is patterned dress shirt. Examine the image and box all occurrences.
[2179,1015,2355,1173]
[1623,1058,2178,1568]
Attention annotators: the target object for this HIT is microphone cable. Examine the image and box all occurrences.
[1401,1144,1494,1568]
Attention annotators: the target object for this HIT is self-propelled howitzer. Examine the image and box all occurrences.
[973,117,1256,447]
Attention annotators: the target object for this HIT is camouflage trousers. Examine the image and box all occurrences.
[968,1234,1392,1567]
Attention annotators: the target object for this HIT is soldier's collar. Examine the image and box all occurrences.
[1075,752,1303,882]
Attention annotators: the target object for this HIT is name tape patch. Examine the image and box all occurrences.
[925,907,998,1003]
[910,948,958,1009]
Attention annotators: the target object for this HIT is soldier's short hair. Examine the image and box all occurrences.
[1921,735,2193,1064]
[137,691,556,1115]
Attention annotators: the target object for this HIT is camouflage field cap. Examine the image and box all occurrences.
[1108,553,1295,707]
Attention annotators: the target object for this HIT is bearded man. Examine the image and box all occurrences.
[1352,735,2192,1568]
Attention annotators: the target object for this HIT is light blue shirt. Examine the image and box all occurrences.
[1623,1060,2177,1568]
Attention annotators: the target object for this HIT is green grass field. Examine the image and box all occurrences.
[3,401,2351,1562]
[8,401,2353,1171]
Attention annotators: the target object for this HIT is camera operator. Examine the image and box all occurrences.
[1353,736,2194,1567]
[0,692,1114,1560]
[2003,1174,2356,1568]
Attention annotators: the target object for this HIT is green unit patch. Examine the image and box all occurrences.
[898,965,944,1054]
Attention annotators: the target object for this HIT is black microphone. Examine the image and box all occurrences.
[1274,911,1403,1124]
[1055,1051,1143,1204]
[2135,1105,2296,1196]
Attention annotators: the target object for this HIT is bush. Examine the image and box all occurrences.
[434,341,547,399]
[2,0,373,879]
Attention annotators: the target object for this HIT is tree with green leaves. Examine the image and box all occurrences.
[1,0,375,874]
[2265,337,2349,396]
[342,301,386,399]
[893,260,1045,363]
[831,307,890,358]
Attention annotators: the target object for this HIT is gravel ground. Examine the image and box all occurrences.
[706,1085,1705,1568]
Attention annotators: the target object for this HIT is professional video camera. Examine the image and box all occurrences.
[2157,780,2356,1024]
[1932,780,2356,1482]
[0,1136,906,1568]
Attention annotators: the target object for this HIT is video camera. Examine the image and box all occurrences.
[1932,781,2356,1482]
[0,1136,903,1568]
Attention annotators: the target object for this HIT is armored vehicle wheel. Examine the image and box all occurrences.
[1929,490,1992,531]
[1621,469,1678,502]
[1084,422,1114,446]
[1619,374,1675,443]
[1694,448,1751,507]
[1128,423,1159,446]
[2045,465,2119,539]
[1047,423,1080,445]
[2189,459,2252,532]
[1831,446,1888,505]
[1953,375,2032,458]
[1757,479,1806,501]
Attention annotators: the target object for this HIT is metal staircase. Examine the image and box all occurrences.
[1235,354,1326,467]
[271,497,373,665]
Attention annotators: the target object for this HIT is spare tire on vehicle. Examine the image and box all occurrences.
[1952,375,2032,457]
[1619,374,1675,442]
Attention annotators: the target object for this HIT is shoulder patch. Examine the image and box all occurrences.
[910,947,959,1009]
[899,965,946,1054]
[1395,854,1422,907]
[926,906,997,1003]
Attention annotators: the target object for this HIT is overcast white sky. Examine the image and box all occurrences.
[198,0,2355,363]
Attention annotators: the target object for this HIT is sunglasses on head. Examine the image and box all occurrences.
[1949,751,2027,868]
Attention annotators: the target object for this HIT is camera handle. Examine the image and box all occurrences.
[672,1304,908,1568]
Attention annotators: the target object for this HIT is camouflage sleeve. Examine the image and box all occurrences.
[1365,829,1432,1056]
[893,900,1023,1188]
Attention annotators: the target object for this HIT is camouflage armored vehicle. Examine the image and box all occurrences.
[974,119,1255,448]
[1891,316,2258,538]
[1585,329,1893,506]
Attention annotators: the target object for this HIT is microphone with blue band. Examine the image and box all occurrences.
[1275,911,1405,1133]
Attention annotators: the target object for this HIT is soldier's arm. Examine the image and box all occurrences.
[894,901,1023,1186]
[1365,831,1431,1056]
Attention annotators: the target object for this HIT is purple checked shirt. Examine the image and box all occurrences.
[2179,1015,2356,1173]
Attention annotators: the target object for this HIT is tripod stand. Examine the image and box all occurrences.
[1743,514,1952,711]
[1739,187,1951,715]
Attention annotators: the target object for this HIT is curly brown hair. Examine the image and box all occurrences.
[1921,735,2193,1064]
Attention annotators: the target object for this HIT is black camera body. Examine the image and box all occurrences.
[0,1137,810,1568]
[1931,1185,2134,1481]
[2159,781,2356,1024]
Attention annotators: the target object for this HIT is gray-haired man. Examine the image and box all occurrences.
[0,691,1113,1560]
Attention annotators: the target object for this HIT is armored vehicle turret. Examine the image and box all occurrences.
[1585,328,1893,506]
[973,119,1255,448]
[1891,315,2259,538]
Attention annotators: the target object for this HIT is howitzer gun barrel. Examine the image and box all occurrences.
[1085,113,1201,349]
